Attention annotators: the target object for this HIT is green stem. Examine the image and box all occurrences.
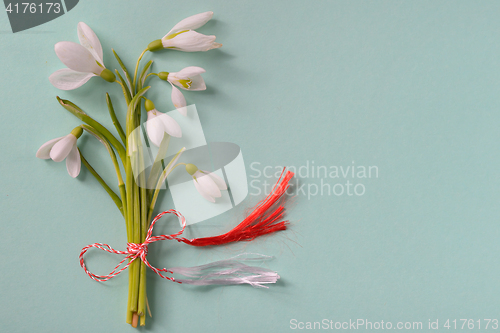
[81,123,127,221]
[110,47,150,324]
[138,61,154,92]
[133,48,148,93]
[137,131,148,320]
[130,170,141,312]
[125,153,135,316]
[106,93,127,145]
[147,149,185,222]
[115,71,132,104]
[125,88,150,319]
[119,183,127,220]
[125,143,136,315]
[81,125,125,188]
[113,49,134,96]
[126,272,134,324]
[147,134,170,199]
[79,150,123,215]
[125,157,134,241]
[57,97,127,166]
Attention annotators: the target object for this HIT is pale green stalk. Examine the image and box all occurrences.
[57,97,127,166]
[125,152,135,324]
[106,93,127,145]
[144,72,157,82]
[137,135,148,319]
[81,125,125,188]
[133,49,148,92]
[147,148,186,223]
[130,167,141,312]
[115,71,132,104]
[124,88,150,322]
[138,60,154,91]
[113,49,134,96]
[147,134,171,197]
[79,150,123,215]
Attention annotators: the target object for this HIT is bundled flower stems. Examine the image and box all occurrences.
[36,12,294,327]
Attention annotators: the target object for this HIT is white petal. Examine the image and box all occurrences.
[36,136,64,159]
[50,134,77,162]
[66,144,81,178]
[77,22,104,65]
[165,11,214,37]
[54,41,103,74]
[146,112,166,147]
[169,74,206,91]
[176,66,206,79]
[157,112,182,138]
[201,170,227,190]
[162,30,220,52]
[49,68,96,90]
[170,85,187,115]
[209,42,223,50]
[194,171,221,198]
[193,179,215,203]
[186,74,206,91]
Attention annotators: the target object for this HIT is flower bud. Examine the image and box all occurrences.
[185,163,198,176]
[100,68,116,82]
[70,126,83,138]
[145,99,156,112]
[148,39,163,52]
[158,72,169,81]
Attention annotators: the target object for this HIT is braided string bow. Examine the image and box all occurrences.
[79,170,294,285]
[79,209,187,282]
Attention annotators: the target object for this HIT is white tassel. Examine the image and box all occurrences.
[169,254,280,288]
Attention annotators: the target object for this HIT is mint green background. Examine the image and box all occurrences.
[2,1,500,332]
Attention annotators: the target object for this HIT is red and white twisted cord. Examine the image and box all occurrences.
[79,170,294,286]
[79,209,186,282]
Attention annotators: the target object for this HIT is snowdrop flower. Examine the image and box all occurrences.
[147,11,222,52]
[36,127,83,178]
[170,84,187,115]
[185,163,227,202]
[158,67,206,116]
[145,99,182,147]
[49,22,116,90]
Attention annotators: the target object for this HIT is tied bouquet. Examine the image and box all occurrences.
[36,11,294,328]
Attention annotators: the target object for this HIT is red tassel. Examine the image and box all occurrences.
[177,168,294,247]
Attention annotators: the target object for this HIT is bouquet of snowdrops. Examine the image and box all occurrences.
[36,11,293,328]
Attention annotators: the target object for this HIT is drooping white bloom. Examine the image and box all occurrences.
[49,22,115,90]
[148,12,222,52]
[166,11,215,36]
[145,99,182,147]
[158,67,206,116]
[36,128,82,178]
[166,66,207,91]
[185,164,227,202]
[162,30,222,52]
[170,85,187,116]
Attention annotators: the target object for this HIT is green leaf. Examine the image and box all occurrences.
[138,60,153,91]
[106,93,126,145]
[57,96,127,166]
[147,134,170,196]
[113,49,134,95]
[115,70,132,104]
[79,150,124,215]
[126,86,151,135]
[147,147,185,222]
